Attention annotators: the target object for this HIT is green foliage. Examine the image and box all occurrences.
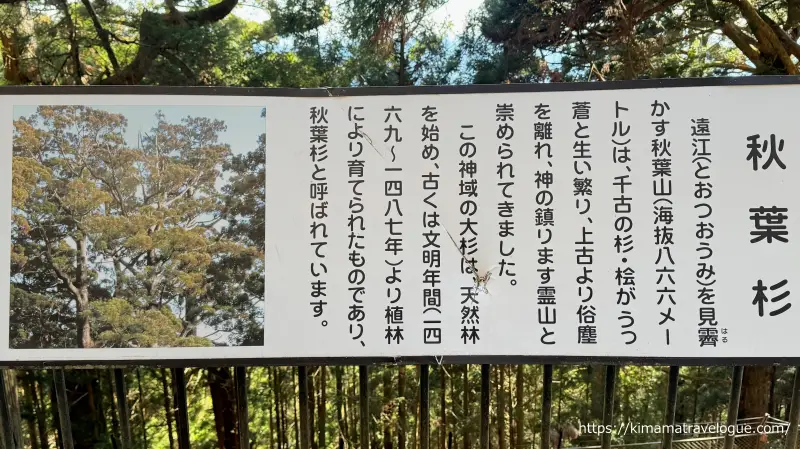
[8,364,800,449]
[91,298,214,348]
[11,105,263,349]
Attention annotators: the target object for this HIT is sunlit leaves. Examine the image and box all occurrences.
[11,105,263,349]
[90,298,214,347]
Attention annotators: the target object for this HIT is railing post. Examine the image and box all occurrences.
[785,367,800,449]
[172,368,191,449]
[601,366,616,449]
[480,364,490,449]
[235,367,250,449]
[299,366,311,449]
[114,368,132,449]
[420,365,430,449]
[359,366,369,449]
[541,365,553,449]
[53,369,74,449]
[724,366,744,449]
[663,366,680,449]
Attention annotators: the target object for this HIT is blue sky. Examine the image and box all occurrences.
[14,105,265,157]
[235,0,485,39]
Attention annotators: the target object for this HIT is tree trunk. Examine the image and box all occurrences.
[34,375,49,449]
[512,368,520,449]
[510,371,516,446]
[75,236,93,348]
[293,369,299,449]
[87,376,100,442]
[49,378,63,449]
[739,366,771,449]
[383,369,393,449]
[53,0,82,84]
[94,374,109,441]
[739,366,771,418]
[439,370,446,449]
[319,368,327,449]
[115,370,134,449]
[208,368,239,449]
[56,371,104,449]
[107,371,121,449]
[691,368,699,423]
[508,377,514,449]
[4,370,23,447]
[0,4,39,85]
[268,368,275,449]
[371,368,380,449]
[411,376,418,449]
[589,366,604,423]
[171,371,183,449]
[22,374,39,449]
[768,366,777,416]
[159,369,176,449]
[310,368,317,449]
[136,370,148,449]
[463,366,470,449]
[498,367,505,449]
[556,367,563,424]
[281,369,289,449]
[300,368,312,449]
[398,20,406,86]
[398,366,406,449]
[349,369,357,446]
[273,368,282,449]
[337,367,346,444]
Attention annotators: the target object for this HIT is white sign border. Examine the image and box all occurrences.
[2,76,799,366]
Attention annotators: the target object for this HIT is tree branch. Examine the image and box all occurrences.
[108,31,137,45]
[55,0,84,84]
[79,0,120,70]
[703,62,758,71]
[98,0,239,85]
[706,0,766,67]
[161,49,196,83]
[40,228,81,299]
[637,0,684,21]
[726,0,797,73]
[759,11,800,60]
[788,0,800,38]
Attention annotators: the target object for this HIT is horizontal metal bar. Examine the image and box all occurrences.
[4,355,800,369]
[1,75,799,98]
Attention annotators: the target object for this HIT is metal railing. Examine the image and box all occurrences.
[0,364,797,449]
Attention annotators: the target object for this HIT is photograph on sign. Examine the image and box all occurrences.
[9,103,265,352]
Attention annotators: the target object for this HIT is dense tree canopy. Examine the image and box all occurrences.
[2,0,798,86]
[11,106,264,349]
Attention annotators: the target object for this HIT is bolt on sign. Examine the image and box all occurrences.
[1,78,799,365]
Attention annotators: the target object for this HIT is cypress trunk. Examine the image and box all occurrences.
[208,367,239,449]
[159,369,176,449]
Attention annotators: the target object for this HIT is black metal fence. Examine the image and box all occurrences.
[0,364,798,449]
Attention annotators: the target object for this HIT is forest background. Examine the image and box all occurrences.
[1,0,799,448]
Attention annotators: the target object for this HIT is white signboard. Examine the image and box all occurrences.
[2,79,799,364]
